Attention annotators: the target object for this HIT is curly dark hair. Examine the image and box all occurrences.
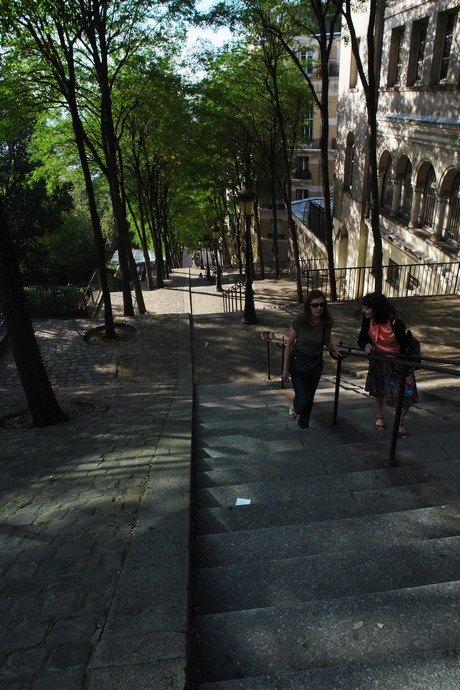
[361,292,398,324]
[299,289,333,328]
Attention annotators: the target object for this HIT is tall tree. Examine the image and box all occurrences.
[248,0,343,300]
[249,26,307,295]
[117,57,192,288]
[0,197,68,427]
[0,2,119,335]
[342,0,384,291]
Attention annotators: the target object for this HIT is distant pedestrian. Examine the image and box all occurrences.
[282,290,343,429]
[357,292,418,437]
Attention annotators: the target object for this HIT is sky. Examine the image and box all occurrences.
[185,0,233,50]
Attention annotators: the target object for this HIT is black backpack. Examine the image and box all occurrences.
[391,318,421,370]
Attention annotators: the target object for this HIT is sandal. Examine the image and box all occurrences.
[289,405,297,420]
[375,416,385,431]
[398,425,409,438]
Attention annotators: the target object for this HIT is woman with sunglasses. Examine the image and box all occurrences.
[282,289,342,429]
[358,292,418,437]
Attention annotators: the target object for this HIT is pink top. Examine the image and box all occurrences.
[368,320,400,354]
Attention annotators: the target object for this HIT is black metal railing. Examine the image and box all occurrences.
[252,261,460,301]
[330,347,460,461]
[263,333,460,461]
[24,285,88,319]
[261,331,286,386]
[301,261,460,301]
[222,282,245,313]
[83,269,122,317]
[221,260,459,315]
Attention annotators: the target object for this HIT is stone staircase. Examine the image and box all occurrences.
[190,375,460,689]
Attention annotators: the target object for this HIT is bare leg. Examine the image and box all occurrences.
[398,405,410,437]
[375,395,385,430]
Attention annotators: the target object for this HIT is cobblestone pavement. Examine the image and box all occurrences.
[0,305,185,688]
[0,268,459,689]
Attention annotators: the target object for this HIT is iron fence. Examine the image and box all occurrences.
[222,282,245,313]
[261,331,460,462]
[254,260,460,302]
[24,285,88,319]
[302,261,460,302]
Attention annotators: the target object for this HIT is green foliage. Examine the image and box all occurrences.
[0,76,98,284]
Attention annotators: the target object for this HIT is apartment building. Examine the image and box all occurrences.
[258,31,341,268]
[333,0,460,297]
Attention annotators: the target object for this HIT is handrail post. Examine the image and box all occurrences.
[389,364,409,463]
[261,331,275,380]
[332,342,343,425]
[279,338,286,389]
[267,338,271,380]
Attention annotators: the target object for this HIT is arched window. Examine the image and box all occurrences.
[446,172,460,242]
[421,166,436,228]
[400,159,413,219]
[381,156,393,209]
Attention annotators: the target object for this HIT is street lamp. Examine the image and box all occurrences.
[203,236,211,281]
[211,224,223,292]
[237,184,257,324]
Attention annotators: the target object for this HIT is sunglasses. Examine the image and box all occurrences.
[310,302,325,308]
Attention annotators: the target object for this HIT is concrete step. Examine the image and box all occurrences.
[194,581,460,684]
[197,649,460,689]
[195,455,460,490]
[195,389,460,435]
[194,504,459,568]
[196,478,460,534]
[194,535,460,614]
[191,378,460,688]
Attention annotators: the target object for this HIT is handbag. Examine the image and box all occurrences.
[390,318,421,370]
[289,347,322,376]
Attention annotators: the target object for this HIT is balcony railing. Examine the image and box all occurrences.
[293,169,312,180]
[301,261,460,301]
[225,261,460,310]
[299,138,337,150]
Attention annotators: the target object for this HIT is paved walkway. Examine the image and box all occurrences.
[0,269,459,689]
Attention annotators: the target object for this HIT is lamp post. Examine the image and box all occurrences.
[211,224,223,292]
[237,184,257,324]
[203,237,211,281]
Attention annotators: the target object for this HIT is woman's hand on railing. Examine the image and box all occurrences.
[327,342,348,359]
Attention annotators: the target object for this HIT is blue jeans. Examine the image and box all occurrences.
[291,366,322,428]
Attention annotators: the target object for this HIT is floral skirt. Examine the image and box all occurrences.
[365,352,418,408]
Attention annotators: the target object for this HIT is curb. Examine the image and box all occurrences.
[87,314,193,689]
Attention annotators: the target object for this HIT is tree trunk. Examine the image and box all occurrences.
[0,199,68,427]
[319,96,338,301]
[270,170,280,279]
[254,203,265,279]
[365,0,383,292]
[343,0,384,292]
[70,106,117,338]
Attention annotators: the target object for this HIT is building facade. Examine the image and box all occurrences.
[333,0,460,298]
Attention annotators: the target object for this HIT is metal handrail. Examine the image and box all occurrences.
[261,331,286,387]
[331,347,460,462]
[263,334,460,462]
[222,282,245,313]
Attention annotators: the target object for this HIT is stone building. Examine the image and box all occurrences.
[333,0,460,299]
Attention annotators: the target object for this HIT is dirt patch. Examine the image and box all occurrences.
[0,400,95,430]
[84,323,137,345]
